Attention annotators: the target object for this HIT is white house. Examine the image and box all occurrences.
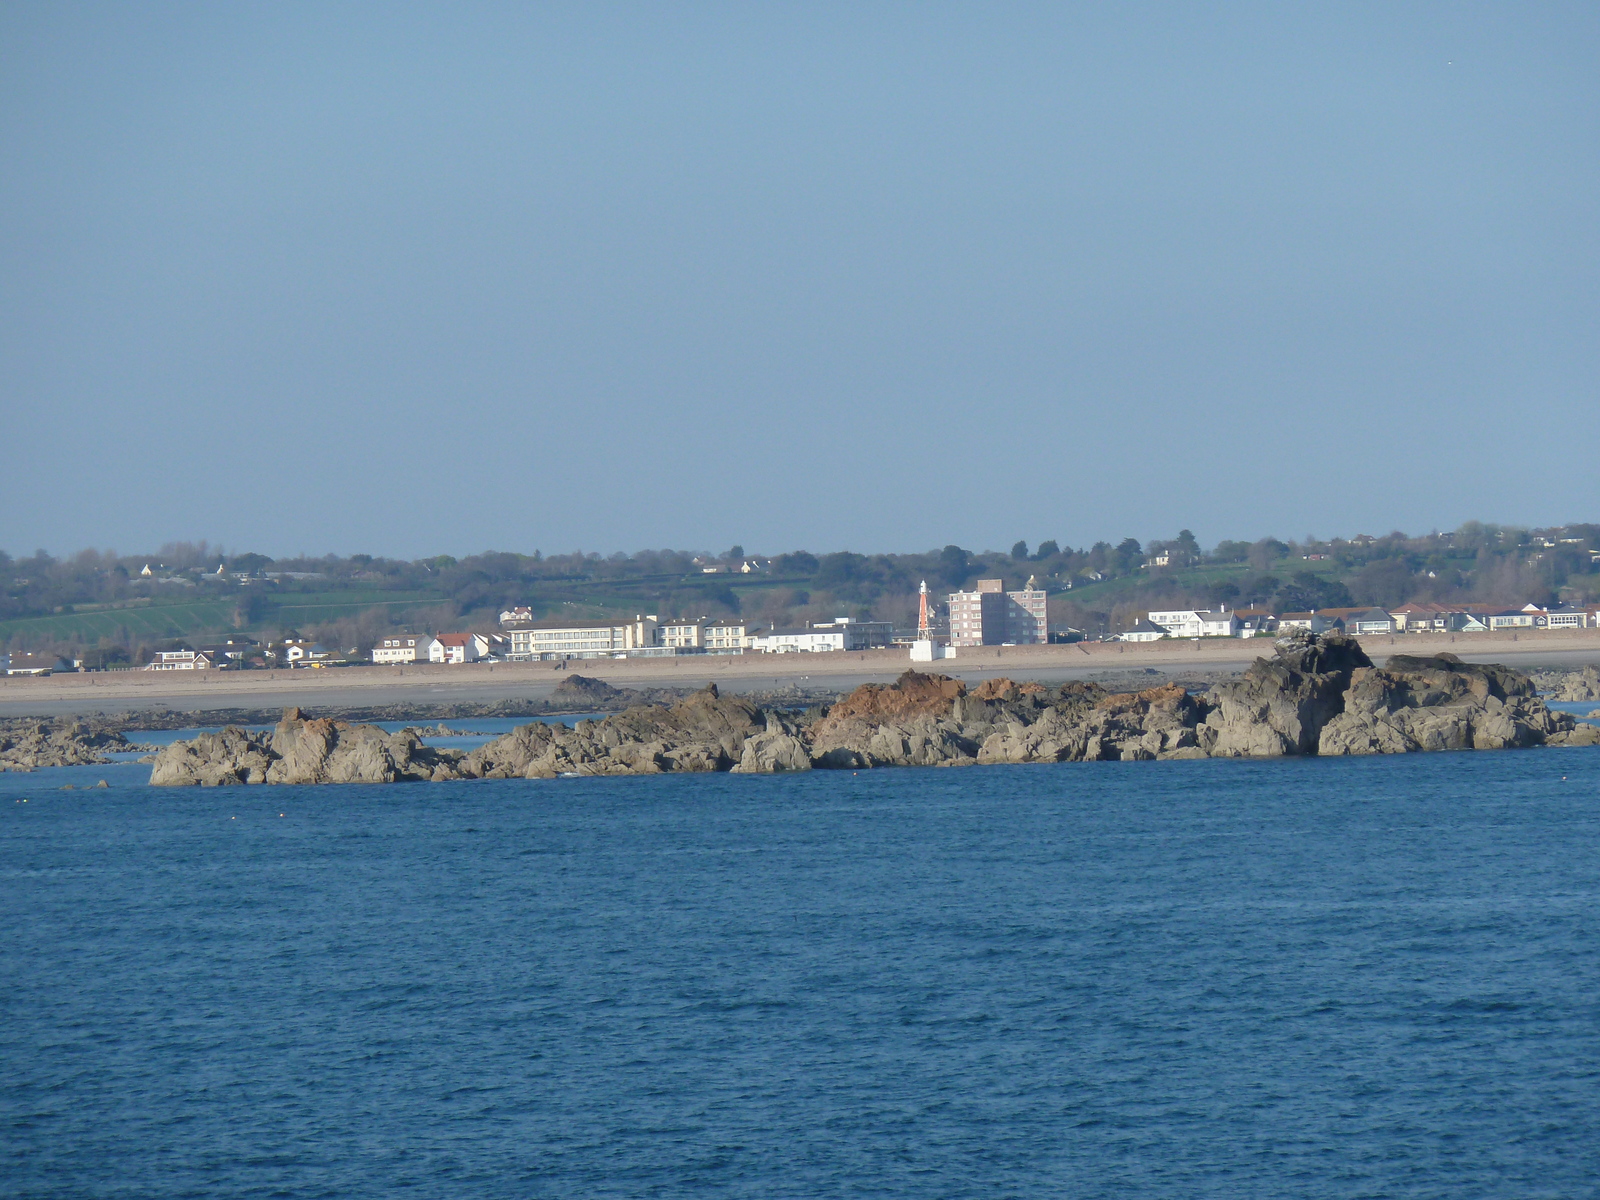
[499,607,534,626]
[1544,605,1589,630]
[1486,609,1537,632]
[143,649,216,671]
[429,633,489,664]
[1233,609,1275,637]
[1523,603,1588,630]
[1197,611,1240,637]
[1147,609,1241,637]
[1277,612,1342,634]
[749,618,894,653]
[283,641,332,665]
[1118,619,1169,643]
[372,635,437,664]
[1346,608,1397,636]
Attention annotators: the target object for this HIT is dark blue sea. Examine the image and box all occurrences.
[5,750,1600,1198]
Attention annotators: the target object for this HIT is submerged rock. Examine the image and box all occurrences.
[146,636,1600,786]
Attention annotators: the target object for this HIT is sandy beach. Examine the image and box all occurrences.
[5,629,1600,718]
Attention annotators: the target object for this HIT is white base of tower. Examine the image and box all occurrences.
[909,640,954,662]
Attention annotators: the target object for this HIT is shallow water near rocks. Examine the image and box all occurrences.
[4,750,1600,1197]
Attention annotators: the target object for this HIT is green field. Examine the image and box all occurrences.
[0,590,440,645]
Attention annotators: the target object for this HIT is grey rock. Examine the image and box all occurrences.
[145,636,1600,787]
[731,731,813,773]
[149,707,463,786]
[1206,630,1370,757]
[0,718,135,772]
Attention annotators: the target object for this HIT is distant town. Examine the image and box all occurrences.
[1,521,1598,673]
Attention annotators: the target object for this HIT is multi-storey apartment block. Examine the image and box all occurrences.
[505,617,659,660]
[946,579,1047,647]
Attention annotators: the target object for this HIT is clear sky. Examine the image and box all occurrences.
[2,3,1596,560]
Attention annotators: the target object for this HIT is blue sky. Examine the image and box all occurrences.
[2,3,1596,559]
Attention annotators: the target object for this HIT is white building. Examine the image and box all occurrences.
[372,635,436,664]
[749,627,845,653]
[430,633,489,664]
[499,607,534,626]
[1542,604,1589,630]
[505,617,659,661]
[143,649,216,671]
[283,641,332,665]
[704,621,754,651]
[1486,609,1537,632]
[1145,608,1246,638]
[1197,611,1240,637]
[1118,619,1169,643]
[749,619,894,653]
[1277,612,1342,634]
[1346,608,1397,636]
[658,621,705,649]
[1146,609,1204,636]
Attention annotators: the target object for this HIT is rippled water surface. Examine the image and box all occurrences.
[5,751,1600,1197]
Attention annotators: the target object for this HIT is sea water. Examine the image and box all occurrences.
[3,750,1599,1197]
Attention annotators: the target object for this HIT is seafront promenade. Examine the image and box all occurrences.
[6,629,1600,718]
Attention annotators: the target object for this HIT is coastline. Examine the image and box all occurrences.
[142,634,1600,785]
[7,628,1600,719]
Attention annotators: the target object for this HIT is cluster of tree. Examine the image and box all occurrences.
[4,522,1597,656]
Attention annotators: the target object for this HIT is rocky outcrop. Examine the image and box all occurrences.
[460,684,766,778]
[148,707,466,786]
[1541,666,1600,702]
[147,637,1600,786]
[1203,631,1370,757]
[0,719,136,772]
[1316,655,1587,754]
[547,673,640,710]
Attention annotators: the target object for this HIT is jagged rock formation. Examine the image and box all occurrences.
[147,634,1600,786]
[1318,656,1580,754]
[0,719,136,772]
[461,685,765,778]
[148,707,466,786]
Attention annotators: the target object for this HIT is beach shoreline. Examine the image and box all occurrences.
[5,628,1600,719]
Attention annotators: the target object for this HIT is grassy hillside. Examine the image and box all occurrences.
[1056,559,1346,609]
[0,601,236,644]
[0,591,441,646]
